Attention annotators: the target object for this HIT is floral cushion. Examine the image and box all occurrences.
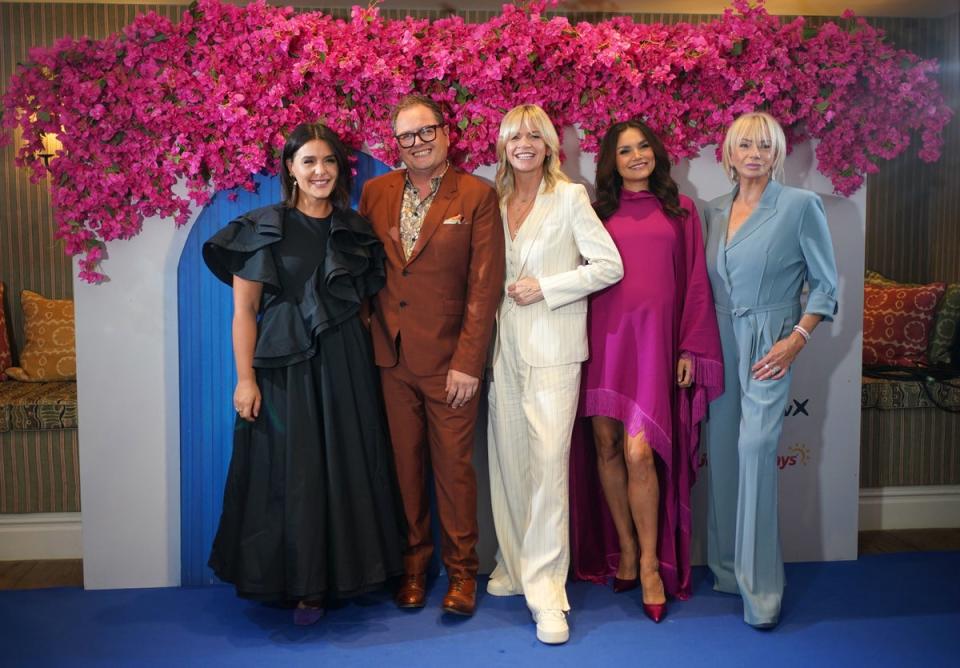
[0,283,11,381]
[4,290,76,382]
[863,280,945,367]
[866,271,960,366]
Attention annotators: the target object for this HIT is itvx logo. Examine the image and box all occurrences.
[777,443,811,470]
[784,398,810,417]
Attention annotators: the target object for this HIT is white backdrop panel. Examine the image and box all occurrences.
[76,139,862,588]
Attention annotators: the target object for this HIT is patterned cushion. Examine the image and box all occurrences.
[0,380,78,432]
[861,376,960,410]
[0,283,11,381]
[866,270,960,366]
[929,284,960,365]
[4,290,76,382]
[862,281,945,367]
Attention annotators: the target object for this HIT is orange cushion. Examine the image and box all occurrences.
[863,281,945,367]
[4,290,76,382]
[0,284,11,381]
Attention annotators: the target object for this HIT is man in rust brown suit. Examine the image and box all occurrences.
[359,95,504,616]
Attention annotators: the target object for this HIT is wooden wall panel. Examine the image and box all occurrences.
[0,3,185,357]
[861,15,959,284]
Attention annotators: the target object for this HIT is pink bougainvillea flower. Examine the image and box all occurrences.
[0,0,950,282]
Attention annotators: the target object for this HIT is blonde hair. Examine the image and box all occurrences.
[494,104,568,203]
[721,111,786,183]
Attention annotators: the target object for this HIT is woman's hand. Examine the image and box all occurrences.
[676,355,693,388]
[507,276,543,306]
[752,332,805,381]
[234,378,261,422]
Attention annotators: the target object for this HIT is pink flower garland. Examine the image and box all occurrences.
[1,0,952,283]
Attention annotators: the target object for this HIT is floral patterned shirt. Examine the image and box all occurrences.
[400,162,449,260]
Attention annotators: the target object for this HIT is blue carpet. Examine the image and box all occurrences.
[2,552,958,667]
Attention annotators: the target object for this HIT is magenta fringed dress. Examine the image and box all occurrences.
[571,189,723,600]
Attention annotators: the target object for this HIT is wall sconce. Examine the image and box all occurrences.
[37,132,62,168]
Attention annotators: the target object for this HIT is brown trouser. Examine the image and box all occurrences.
[379,344,480,579]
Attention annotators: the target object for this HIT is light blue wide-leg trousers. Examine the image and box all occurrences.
[706,306,794,626]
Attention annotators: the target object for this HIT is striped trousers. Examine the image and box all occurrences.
[487,306,581,614]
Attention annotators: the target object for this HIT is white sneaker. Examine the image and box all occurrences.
[534,609,569,644]
[486,565,521,596]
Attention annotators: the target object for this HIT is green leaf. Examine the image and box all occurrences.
[527,52,537,63]
[457,118,469,130]
[802,26,818,40]
[149,33,168,44]
[452,81,471,104]
[471,116,483,125]
[37,110,51,122]
[105,165,121,174]
[731,41,743,56]
[815,101,829,113]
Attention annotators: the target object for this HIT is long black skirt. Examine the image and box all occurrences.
[209,316,405,602]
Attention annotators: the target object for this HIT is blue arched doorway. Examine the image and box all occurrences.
[177,154,391,585]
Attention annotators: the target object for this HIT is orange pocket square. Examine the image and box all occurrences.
[442,215,467,225]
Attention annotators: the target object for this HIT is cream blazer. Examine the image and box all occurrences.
[494,180,623,368]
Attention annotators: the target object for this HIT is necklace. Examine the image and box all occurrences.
[507,194,536,240]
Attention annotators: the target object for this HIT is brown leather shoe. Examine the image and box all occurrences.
[441,576,477,616]
[395,573,427,609]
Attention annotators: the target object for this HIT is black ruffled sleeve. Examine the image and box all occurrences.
[202,206,284,292]
[324,208,386,302]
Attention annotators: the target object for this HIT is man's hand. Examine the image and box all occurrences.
[445,369,480,408]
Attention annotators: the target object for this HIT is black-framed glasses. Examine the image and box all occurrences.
[395,124,442,148]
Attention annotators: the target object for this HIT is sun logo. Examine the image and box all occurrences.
[787,443,810,465]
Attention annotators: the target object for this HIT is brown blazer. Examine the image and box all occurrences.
[359,167,504,378]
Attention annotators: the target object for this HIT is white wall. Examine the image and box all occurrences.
[75,206,196,588]
[75,139,862,589]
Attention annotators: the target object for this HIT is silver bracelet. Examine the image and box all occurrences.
[792,324,811,343]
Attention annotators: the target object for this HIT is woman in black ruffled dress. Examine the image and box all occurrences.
[203,123,405,625]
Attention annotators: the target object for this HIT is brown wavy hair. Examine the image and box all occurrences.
[593,120,687,222]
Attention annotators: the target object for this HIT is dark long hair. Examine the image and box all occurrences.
[280,122,352,210]
[593,120,687,222]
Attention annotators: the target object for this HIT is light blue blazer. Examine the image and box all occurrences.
[703,180,838,361]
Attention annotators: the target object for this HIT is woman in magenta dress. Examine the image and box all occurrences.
[571,120,723,621]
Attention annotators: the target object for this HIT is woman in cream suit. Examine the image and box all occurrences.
[486,104,623,645]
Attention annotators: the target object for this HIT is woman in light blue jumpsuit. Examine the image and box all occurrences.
[703,112,838,628]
